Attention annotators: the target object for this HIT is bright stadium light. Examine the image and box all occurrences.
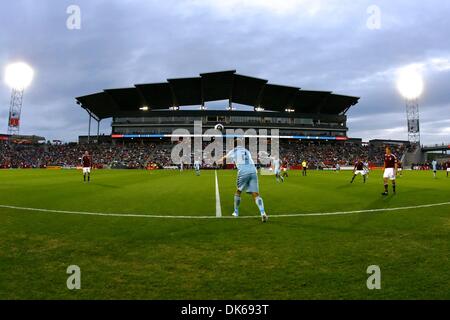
[4,62,34,90]
[396,65,424,145]
[4,62,34,135]
[396,66,424,100]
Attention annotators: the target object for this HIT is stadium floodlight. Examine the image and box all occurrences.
[4,62,34,135]
[396,66,424,145]
[140,106,149,111]
[397,66,424,100]
[5,62,34,90]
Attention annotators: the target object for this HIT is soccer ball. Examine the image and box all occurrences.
[214,124,224,132]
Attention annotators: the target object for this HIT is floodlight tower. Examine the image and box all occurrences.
[405,98,420,145]
[397,67,424,146]
[4,62,34,135]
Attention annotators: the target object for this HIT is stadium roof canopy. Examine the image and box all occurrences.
[76,70,359,120]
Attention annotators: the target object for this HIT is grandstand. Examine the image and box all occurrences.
[75,70,359,141]
[1,71,422,169]
[3,70,440,170]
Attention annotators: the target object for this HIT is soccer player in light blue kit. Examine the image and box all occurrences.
[432,159,438,178]
[194,160,201,176]
[271,157,284,182]
[221,144,268,222]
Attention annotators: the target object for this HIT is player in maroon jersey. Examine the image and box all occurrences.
[446,160,450,178]
[81,151,92,183]
[381,146,397,195]
[350,158,367,183]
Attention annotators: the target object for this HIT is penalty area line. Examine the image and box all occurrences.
[0,201,449,220]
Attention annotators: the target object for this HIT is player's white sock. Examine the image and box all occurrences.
[234,195,241,214]
[255,196,265,215]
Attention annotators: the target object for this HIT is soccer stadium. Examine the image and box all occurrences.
[2,68,450,302]
[1,1,450,311]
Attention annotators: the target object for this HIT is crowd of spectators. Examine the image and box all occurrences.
[0,140,410,169]
[281,140,369,168]
[410,162,449,170]
[0,142,172,169]
[368,143,407,165]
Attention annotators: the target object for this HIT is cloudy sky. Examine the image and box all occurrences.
[1,0,449,144]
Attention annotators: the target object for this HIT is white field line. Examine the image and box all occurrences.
[0,201,450,220]
[215,170,222,217]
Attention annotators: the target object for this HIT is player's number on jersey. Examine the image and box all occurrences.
[241,153,250,165]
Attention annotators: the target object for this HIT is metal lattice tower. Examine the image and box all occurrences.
[7,88,24,135]
[405,98,420,146]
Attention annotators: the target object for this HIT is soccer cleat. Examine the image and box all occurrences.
[261,213,268,223]
[232,212,239,217]
[381,192,388,196]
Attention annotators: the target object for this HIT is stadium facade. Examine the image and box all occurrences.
[76,70,359,143]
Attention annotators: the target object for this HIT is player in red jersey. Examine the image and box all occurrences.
[446,160,450,178]
[81,151,92,183]
[381,146,397,195]
[350,158,367,183]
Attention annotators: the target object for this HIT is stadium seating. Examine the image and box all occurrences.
[0,140,408,169]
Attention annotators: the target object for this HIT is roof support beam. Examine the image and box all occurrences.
[200,78,205,110]
[228,75,234,110]
[82,106,100,122]
[255,84,266,109]
[168,82,179,110]
[342,106,351,115]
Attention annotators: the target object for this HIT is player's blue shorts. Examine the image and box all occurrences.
[237,173,259,194]
[274,168,281,175]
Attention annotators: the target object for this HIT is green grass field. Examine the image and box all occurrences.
[1,168,449,299]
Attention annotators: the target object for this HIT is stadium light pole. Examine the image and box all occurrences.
[396,66,424,146]
[4,62,34,136]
